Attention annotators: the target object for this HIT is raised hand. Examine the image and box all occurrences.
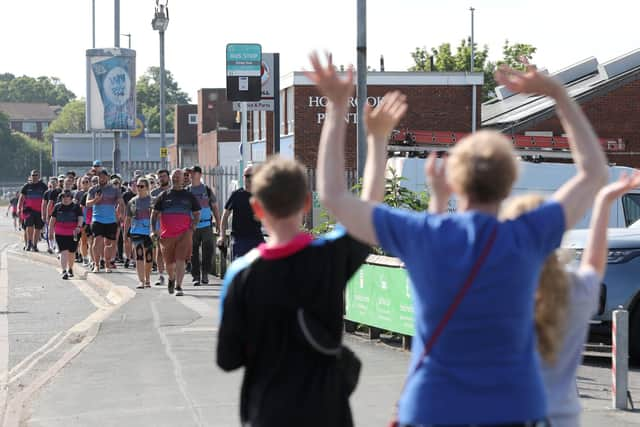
[495,63,563,99]
[365,91,408,140]
[425,152,451,214]
[598,171,640,202]
[305,51,353,106]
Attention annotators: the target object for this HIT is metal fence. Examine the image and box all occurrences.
[199,166,358,230]
[120,161,163,181]
[306,168,358,229]
[201,165,240,213]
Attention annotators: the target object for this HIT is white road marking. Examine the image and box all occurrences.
[0,248,10,426]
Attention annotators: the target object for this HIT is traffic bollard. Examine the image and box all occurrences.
[612,307,629,409]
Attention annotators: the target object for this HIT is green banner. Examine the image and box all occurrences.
[345,263,415,336]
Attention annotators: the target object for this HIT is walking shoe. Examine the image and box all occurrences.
[92,265,100,273]
[32,245,39,252]
[175,286,184,296]
[192,277,200,286]
[152,262,158,273]
[109,261,117,270]
[100,259,105,270]
[83,258,90,266]
[124,259,130,269]
[62,270,69,280]
[47,248,54,254]
[168,279,175,294]
[68,268,74,278]
[154,275,165,287]
[201,278,209,285]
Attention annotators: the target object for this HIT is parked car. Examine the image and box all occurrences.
[563,224,640,361]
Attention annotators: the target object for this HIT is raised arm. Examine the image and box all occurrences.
[496,63,608,229]
[425,152,450,214]
[582,172,640,276]
[361,91,408,203]
[309,52,406,245]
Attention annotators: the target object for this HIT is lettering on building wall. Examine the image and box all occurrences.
[310,96,384,124]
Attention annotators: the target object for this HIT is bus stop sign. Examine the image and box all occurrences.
[226,43,262,102]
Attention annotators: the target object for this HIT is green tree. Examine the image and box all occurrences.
[0,74,75,106]
[408,39,536,101]
[499,40,537,70]
[0,112,51,180]
[136,67,191,133]
[44,99,86,143]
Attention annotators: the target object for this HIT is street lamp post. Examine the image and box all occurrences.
[152,0,169,170]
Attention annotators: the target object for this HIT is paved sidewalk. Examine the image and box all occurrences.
[0,216,633,425]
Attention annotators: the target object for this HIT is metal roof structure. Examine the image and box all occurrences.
[481,49,640,132]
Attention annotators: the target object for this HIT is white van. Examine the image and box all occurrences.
[386,157,640,229]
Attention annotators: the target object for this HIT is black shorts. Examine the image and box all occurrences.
[83,223,93,236]
[91,222,118,241]
[24,212,44,229]
[56,235,79,253]
[130,234,153,249]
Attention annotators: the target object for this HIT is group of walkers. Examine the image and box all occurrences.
[13,160,262,295]
[216,54,636,427]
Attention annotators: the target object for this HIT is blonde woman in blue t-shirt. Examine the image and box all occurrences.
[312,50,609,426]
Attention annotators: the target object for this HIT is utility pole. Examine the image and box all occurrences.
[91,0,96,163]
[356,0,367,179]
[152,1,170,170]
[470,6,477,132]
[113,0,121,174]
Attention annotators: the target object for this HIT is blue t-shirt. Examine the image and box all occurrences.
[373,201,565,425]
[127,195,151,236]
[188,184,216,229]
[88,184,122,224]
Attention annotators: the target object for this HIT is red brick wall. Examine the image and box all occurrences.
[292,85,481,169]
[198,132,218,170]
[527,79,640,167]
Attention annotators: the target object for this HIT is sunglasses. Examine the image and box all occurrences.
[62,194,73,198]
[137,184,147,189]
[82,180,90,184]
[31,174,39,177]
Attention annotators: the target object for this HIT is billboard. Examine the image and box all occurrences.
[86,48,136,131]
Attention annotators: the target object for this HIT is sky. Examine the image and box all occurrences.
[3,0,639,103]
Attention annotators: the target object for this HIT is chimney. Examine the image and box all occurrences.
[380,55,385,72]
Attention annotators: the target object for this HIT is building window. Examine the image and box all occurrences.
[188,113,198,125]
[41,122,49,131]
[286,87,294,135]
[260,111,266,141]
[22,121,37,133]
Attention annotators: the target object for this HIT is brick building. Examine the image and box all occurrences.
[248,71,483,170]
[169,104,198,168]
[482,49,640,167]
[196,88,240,170]
[0,102,60,140]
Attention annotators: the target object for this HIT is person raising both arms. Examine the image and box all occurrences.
[310,52,607,426]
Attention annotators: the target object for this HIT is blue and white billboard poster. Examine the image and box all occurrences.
[86,48,136,131]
